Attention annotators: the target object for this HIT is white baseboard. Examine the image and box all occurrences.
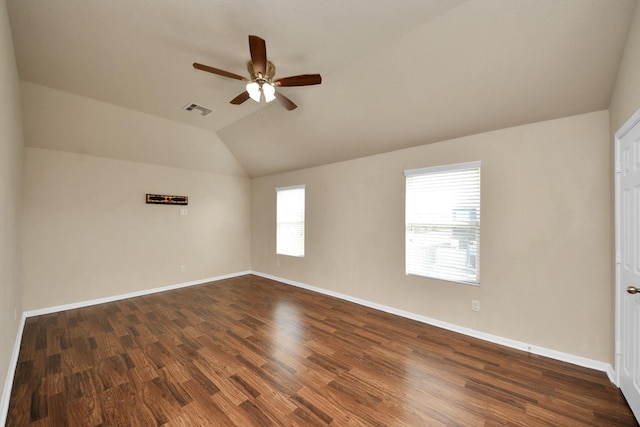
[252,271,616,382]
[24,271,251,318]
[0,313,26,427]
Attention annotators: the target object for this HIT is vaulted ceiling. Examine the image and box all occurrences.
[6,0,636,177]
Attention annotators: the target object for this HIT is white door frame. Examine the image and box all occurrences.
[615,106,640,387]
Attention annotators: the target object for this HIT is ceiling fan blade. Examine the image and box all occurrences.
[230,91,251,105]
[274,92,297,110]
[274,74,322,87]
[249,35,267,76]
[193,63,247,81]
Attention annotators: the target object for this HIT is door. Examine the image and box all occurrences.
[616,110,640,421]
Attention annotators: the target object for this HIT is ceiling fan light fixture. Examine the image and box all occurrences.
[194,35,321,110]
[246,82,261,102]
[263,83,276,102]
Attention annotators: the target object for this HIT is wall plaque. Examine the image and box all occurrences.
[146,194,188,205]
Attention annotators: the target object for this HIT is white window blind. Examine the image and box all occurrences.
[405,162,480,284]
[276,185,305,257]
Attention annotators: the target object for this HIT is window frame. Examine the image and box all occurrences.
[404,161,481,285]
[276,184,306,258]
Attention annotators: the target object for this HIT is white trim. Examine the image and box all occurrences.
[275,184,305,192]
[616,108,640,140]
[614,127,623,387]
[404,160,481,177]
[613,106,640,389]
[0,313,26,427]
[23,271,251,318]
[252,271,614,380]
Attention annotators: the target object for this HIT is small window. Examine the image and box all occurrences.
[276,185,305,257]
[405,162,480,284]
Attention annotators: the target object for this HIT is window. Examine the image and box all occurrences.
[405,161,480,284]
[276,185,305,257]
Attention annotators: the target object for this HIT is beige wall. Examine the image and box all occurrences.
[252,111,613,363]
[21,86,252,310]
[610,0,640,132]
[0,0,23,412]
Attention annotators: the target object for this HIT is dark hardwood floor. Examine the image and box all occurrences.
[6,274,638,426]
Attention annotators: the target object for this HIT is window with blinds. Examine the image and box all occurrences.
[276,185,305,257]
[405,161,480,284]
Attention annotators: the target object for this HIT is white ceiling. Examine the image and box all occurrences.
[6,0,636,177]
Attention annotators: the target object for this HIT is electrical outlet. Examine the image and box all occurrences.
[179,208,188,216]
[180,265,186,273]
[471,300,480,312]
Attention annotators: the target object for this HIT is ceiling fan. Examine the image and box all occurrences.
[193,35,322,111]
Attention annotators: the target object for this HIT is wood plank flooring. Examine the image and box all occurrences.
[7,274,639,426]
